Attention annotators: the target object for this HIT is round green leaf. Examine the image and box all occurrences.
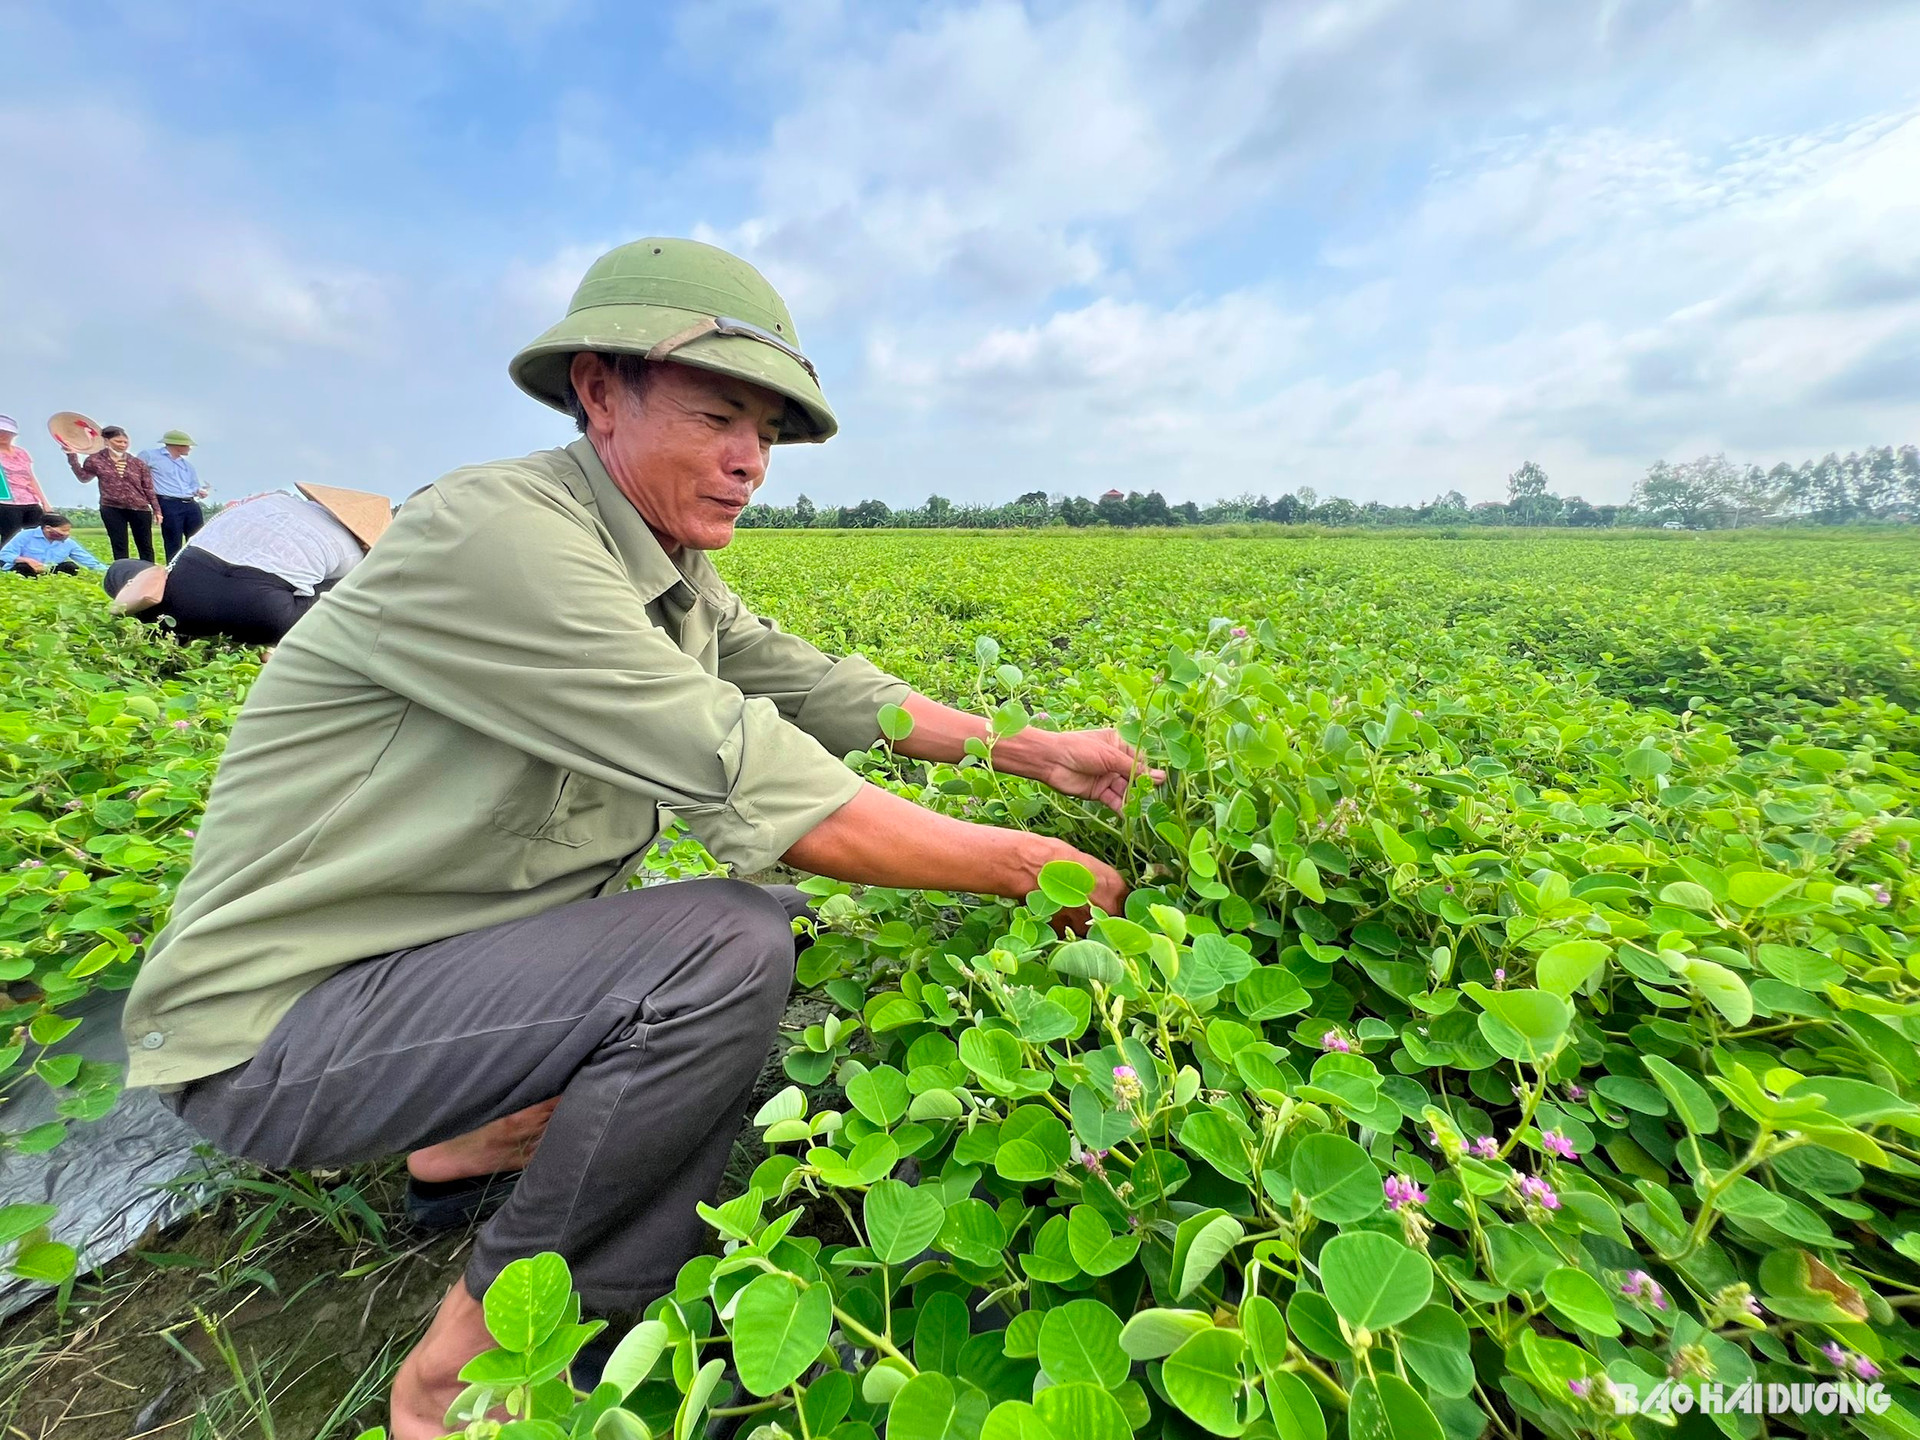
[865,1179,947,1264]
[1536,940,1608,997]
[1118,1307,1212,1360]
[1463,984,1570,1063]
[1319,1232,1433,1331]
[847,1065,911,1126]
[1348,1374,1443,1440]
[1542,1267,1622,1336]
[1290,1134,1383,1224]
[1038,1299,1129,1389]
[888,1371,989,1440]
[1265,1369,1327,1440]
[8,1239,76,1285]
[731,1272,833,1395]
[1727,870,1799,909]
[1067,1205,1141,1278]
[599,1319,669,1398]
[1032,1382,1131,1440]
[878,703,915,743]
[1039,860,1097,908]
[1162,1328,1248,1437]
[1395,1305,1474,1398]
[484,1251,573,1352]
[1050,940,1123,986]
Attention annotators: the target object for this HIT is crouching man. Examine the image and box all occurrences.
[1,513,106,576]
[123,239,1146,1439]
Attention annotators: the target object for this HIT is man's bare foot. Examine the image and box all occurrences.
[391,1278,497,1440]
[407,1098,560,1184]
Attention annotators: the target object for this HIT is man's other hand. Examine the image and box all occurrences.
[1017,727,1164,814]
[17,558,45,574]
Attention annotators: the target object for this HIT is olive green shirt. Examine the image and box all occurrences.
[123,439,908,1088]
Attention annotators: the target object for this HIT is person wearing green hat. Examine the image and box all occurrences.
[120,238,1156,1437]
[140,429,208,559]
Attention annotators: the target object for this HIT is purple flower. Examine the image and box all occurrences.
[17,858,43,870]
[1412,709,1424,718]
[1321,1030,1353,1054]
[1873,886,1893,905]
[1519,1174,1560,1210]
[172,719,191,731]
[1622,1270,1668,1311]
[62,799,82,811]
[1542,1130,1579,1161]
[1745,1294,1763,1318]
[1568,1378,1590,1399]
[126,930,143,945]
[1564,1083,1586,1102]
[1383,1174,1427,1211]
[1111,1065,1143,1105]
[1231,626,1248,638]
[1471,1135,1499,1159]
[184,828,197,838]
[1823,1342,1848,1368]
[1033,710,1050,721]
[1493,967,1506,988]
[1855,1356,1882,1381]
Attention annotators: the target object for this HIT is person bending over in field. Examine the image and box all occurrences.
[103,483,392,645]
[1,513,106,576]
[124,238,1149,1440]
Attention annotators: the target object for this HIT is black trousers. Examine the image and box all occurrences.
[10,560,80,576]
[101,506,157,562]
[155,548,330,645]
[159,496,204,560]
[0,503,44,546]
[166,881,805,1312]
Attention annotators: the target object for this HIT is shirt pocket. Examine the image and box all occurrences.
[490,761,659,854]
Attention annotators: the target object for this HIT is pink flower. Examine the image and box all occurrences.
[1873,886,1893,905]
[1471,1135,1498,1159]
[1493,967,1506,988]
[1321,1030,1353,1053]
[1519,1174,1560,1210]
[63,799,82,811]
[1568,1379,1590,1399]
[171,719,191,731]
[1855,1356,1882,1381]
[1822,1342,1848,1368]
[1383,1175,1427,1211]
[1564,1083,1586,1102]
[1110,1065,1143,1105]
[1412,709,1423,718]
[1622,1271,1667,1311]
[183,828,197,838]
[1542,1130,1579,1161]
[1231,626,1247,638]
[17,858,43,870]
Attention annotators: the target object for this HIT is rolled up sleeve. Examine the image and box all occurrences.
[716,601,912,758]
[351,475,863,874]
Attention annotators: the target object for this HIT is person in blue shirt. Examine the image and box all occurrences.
[2,513,108,576]
[139,430,207,560]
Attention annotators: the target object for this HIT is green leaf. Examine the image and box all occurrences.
[847,1066,911,1126]
[1172,1209,1244,1300]
[1641,1053,1719,1134]
[879,703,915,743]
[1348,1375,1443,1440]
[8,1240,76,1284]
[1037,1299,1129,1389]
[958,1028,1024,1089]
[1536,940,1608,997]
[1050,940,1123,986]
[1289,855,1326,903]
[939,1199,1009,1266]
[1162,1328,1248,1437]
[754,1086,806,1127]
[1679,957,1753,1027]
[1290,1134,1383,1224]
[1032,1382,1131,1440]
[865,1180,947,1264]
[1067,1205,1141,1278]
[888,1370,989,1440]
[1395,1306,1474,1398]
[1265,1369,1327,1440]
[731,1272,832,1395]
[1039,860,1097,908]
[1542,1267,1621,1337]
[1318,1232,1433,1330]
[484,1252,573,1353]
[1070,1084,1136,1151]
[600,1320,669,1398]
[1727,870,1800,909]
[1461,984,1570,1062]
[1234,966,1311,1021]
[1179,1109,1256,1184]
[1118,1307,1213,1360]
[916,1291,971,1376]
[1285,1291,1347,1362]
[0,1204,59,1247]
[676,1358,727,1440]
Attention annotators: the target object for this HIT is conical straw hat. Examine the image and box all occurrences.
[296,483,393,550]
[48,412,105,455]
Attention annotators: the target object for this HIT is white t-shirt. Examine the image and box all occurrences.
[187,492,365,596]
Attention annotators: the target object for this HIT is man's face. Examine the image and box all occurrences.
[166,444,190,458]
[106,434,130,453]
[571,354,783,553]
[42,525,70,542]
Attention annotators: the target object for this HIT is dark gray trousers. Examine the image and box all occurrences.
[164,879,804,1312]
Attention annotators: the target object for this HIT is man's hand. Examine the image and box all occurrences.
[17,558,45,575]
[1011,726,1163,814]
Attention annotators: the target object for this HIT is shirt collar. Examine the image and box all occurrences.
[565,437,728,609]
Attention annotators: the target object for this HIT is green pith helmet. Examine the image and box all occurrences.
[161,430,193,447]
[509,238,836,443]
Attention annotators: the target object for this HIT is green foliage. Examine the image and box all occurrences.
[4,531,1918,1439]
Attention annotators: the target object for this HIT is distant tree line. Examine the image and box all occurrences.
[738,445,1920,531]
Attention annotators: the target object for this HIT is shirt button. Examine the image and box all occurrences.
[140,1033,165,1050]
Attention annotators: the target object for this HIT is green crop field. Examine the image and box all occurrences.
[2,528,1917,1439]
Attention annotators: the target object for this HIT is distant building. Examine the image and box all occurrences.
[1100,488,1125,501]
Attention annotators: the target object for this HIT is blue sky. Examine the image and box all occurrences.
[4,0,1918,512]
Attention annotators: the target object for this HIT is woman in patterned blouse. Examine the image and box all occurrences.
[64,425,160,561]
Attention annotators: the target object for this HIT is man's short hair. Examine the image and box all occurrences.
[564,353,657,434]
[41,513,70,529]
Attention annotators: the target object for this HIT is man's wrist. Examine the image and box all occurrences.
[998,831,1071,900]
[989,724,1054,782]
